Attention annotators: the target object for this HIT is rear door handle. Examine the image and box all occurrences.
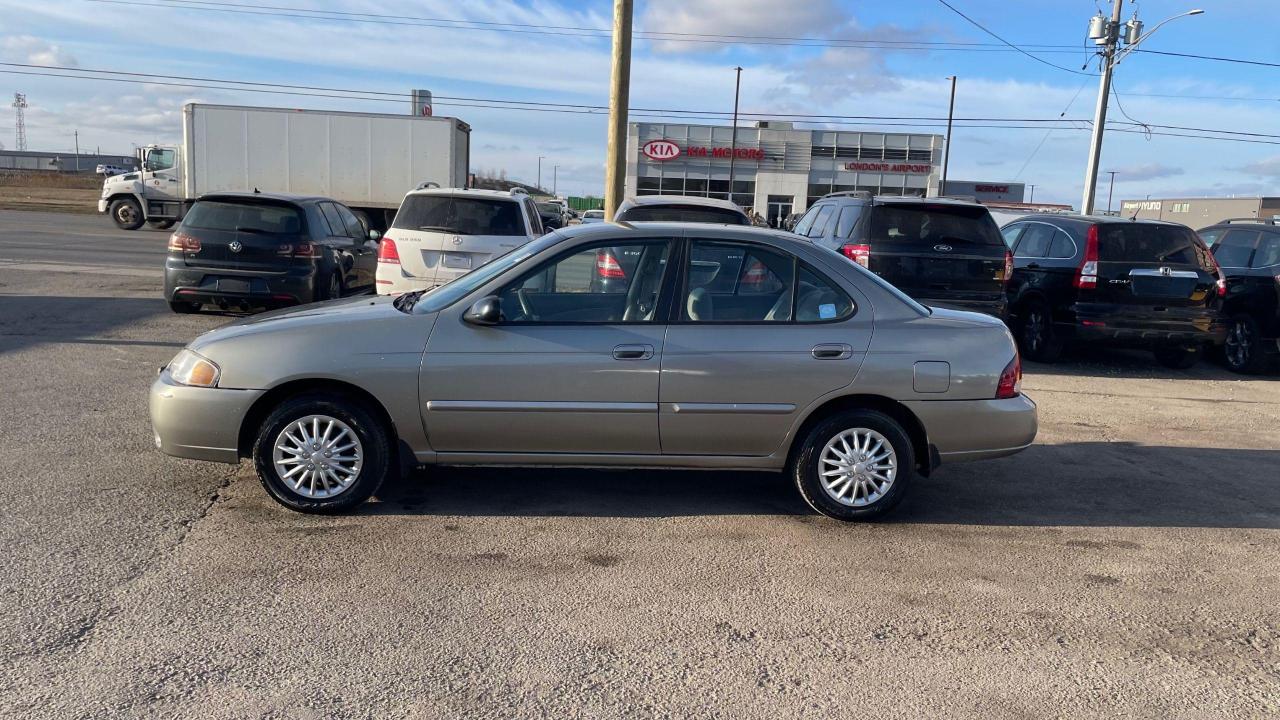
[812,343,853,360]
[613,344,654,360]
[1026,263,1041,269]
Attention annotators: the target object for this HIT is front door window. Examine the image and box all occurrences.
[499,241,672,323]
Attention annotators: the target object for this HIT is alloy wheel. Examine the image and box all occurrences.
[818,428,898,507]
[272,415,363,498]
[1023,309,1045,354]
[1225,318,1253,370]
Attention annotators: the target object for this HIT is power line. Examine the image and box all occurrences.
[934,0,1096,76]
[1133,49,1280,69]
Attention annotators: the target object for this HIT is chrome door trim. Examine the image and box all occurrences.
[667,402,796,415]
[426,400,656,413]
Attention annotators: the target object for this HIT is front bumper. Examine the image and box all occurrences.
[904,394,1038,464]
[150,370,264,464]
[165,258,316,308]
[97,198,108,213]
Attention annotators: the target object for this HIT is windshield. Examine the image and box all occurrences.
[870,204,1004,246]
[406,233,561,314]
[392,195,525,236]
[620,204,749,224]
[182,200,304,234]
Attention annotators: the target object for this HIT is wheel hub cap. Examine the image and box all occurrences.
[272,415,363,499]
[818,428,897,507]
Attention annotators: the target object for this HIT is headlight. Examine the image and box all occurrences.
[167,349,220,387]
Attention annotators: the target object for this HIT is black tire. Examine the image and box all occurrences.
[167,300,201,314]
[109,198,145,230]
[1153,342,1204,370]
[791,410,914,521]
[1017,300,1064,363]
[315,271,342,302]
[252,393,392,513]
[147,219,176,230]
[1223,314,1270,375]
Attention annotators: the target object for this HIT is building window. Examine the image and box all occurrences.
[660,176,684,193]
[835,146,859,158]
[637,177,660,194]
[883,147,908,160]
[684,177,708,195]
[1171,202,1190,213]
[811,145,835,158]
[907,149,934,162]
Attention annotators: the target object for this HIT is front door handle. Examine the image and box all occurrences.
[812,343,853,360]
[613,344,654,360]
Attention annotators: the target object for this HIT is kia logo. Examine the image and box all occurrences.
[642,139,680,161]
[228,241,243,253]
[933,244,953,252]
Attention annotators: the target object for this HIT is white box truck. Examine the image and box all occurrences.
[98,103,470,231]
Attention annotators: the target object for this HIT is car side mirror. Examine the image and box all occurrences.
[463,295,503,326]
[367,229,381,242]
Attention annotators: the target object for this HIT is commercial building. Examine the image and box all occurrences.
[1119,196,1280,225]
[0,149,136,173]
[942,180,1025,203]
[626,121,946,227]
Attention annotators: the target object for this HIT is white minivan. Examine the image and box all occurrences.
[377,187,544,294]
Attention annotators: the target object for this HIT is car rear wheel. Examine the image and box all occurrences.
[1017,301,1064,363]
[1153,342,1203,370]
[791,410,914,521]
[315,271,342,302]
[109,198,145,230]
[252,393,391,513]
[1223,314,1269,374]
[167,300,201,314]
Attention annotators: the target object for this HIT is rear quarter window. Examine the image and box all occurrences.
[870,204,1004,246]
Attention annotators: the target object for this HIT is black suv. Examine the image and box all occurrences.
[1197,218,1280,374]
[1002,215,1226,368]
[792,193,1010,318]
[164,192,379,313]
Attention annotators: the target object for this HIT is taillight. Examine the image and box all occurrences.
[840,243,871,269]
[596,249,625,278]
[1075,225,1099,289]
[996,353,1022,399]
[1206,250,1226,298]
[1003,249,1013,285]
[276,242,319,257]
[378,237,400,264]
[167,232,200,253]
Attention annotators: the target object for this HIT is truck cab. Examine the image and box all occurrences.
[99,144,185,230]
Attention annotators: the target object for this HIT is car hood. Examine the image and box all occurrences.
[189,294,430,352]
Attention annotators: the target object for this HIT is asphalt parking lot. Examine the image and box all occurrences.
[1,210,1278,718]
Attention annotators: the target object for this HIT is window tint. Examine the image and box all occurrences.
[870,203,1004,246]
[1212,229,1260,268]
[1096,223,1201,265]
[1048,231,1077,259]
[1000,224,1024,248]
[682,241,797,322]
[1014,223,1053,258]
[618,204,749,224]
[183,200,304,234]
[334,204,365,238]
[1252,234,1280,268]
[834,204,863,239]
[393,195,526,236]
[795,265,855,322]
[792,206,820,236]
[806,206,836,238]
[318,203,346,236]
[499,241,671,323]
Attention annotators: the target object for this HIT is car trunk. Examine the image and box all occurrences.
[389,194,529,285]
[1093,223,1216,309]
[866,203,1007,304]
[179,198,309,273]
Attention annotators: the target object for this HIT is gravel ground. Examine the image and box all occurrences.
[1,211,1277,719]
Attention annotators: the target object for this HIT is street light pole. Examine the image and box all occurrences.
[553,165,558,196]
[74,129,80,172]
[603,0,633,220]
[728,66,743,207]
[1028,184,1036,204]
[537,156,544,192]
[941,76,956,197]
[1106,170,1118,214]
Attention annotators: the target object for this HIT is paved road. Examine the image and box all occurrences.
[1,209,1278,718]
[0,209,169,271]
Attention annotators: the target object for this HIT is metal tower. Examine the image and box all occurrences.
[13,93,28,151]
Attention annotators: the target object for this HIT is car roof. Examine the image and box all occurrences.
[404,187,525,201]
[197,191,327,204]
[551,220,809,247]
[619,195,748,213]
[1018,213,1192,228]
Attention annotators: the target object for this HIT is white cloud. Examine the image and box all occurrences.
[1241,156,1280,179]
[639,0,845,53]
[1111,163,1185,182]
[0,34,78,67]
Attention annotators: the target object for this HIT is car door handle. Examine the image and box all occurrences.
[812,343,853,360]
[613,344,653,360]
[1026,263,1040,269]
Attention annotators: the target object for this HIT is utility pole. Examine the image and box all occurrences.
[727,66,743,207]
[1080,0,1124,215]
[1028,184,1036,203]
[74,130,80,172]
[537,156,544,192]
[553,165,559,196]
[1106,170,1118,214]
[940,76,956,197]
[603,0,633,220]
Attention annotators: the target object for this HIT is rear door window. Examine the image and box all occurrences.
[1252,234,1280,268]
[806,206,836,238]
[1212,229,1260,268]
[335,204,366,238]
[870,203,1004,246]
[318,203,347,237]
[834,205,862,238]
[792,206,821,236]
[1048,230,1077,259]
[393,195,526,236]
[1000,223,1025,248]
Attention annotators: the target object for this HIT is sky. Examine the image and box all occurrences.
[1,0,1277,207]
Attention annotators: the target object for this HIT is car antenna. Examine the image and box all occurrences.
[253,187,261,194]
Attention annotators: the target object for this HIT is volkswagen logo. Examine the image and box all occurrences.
[228,241,243,253]
[933,244,953,252]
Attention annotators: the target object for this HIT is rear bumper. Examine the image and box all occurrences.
[164,258,316,307]
[150,371,263,464]
[904,394,1038,464]
[1064,304,1227,346]
[375,266,440,296]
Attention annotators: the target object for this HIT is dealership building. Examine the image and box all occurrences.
[626,121,1026,225]
[1120,196,1280,225]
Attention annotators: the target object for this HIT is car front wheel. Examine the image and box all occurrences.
[109,198,145,230]
[792,410,914,521]
[252,394,392,513]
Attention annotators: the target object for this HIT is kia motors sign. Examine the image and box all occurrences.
[844,161,932,174]
[642,139,680,161]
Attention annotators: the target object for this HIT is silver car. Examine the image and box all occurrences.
[150,223,1037,519]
